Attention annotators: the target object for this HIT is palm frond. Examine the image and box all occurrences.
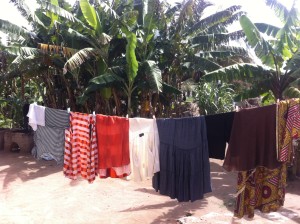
[203,63,273,83]
[11,54,37,65]
[192,56,222,72]
[0,19,32,38]
[190,5,242,34]
[143,60,162,92]
[84,73,123,94]
[66,28,97,48]
[191,30,245,47]
[125,32,138,83]
[175,0,194,33]
[240,15,277,68]
[254,23,280,37]
[98,1,120,20]
[10,0,46,28]
[80,0,102,34]
[38,43,77,57]
[266,0,289,23]
[39,1,93,32]
[63,48,98,73]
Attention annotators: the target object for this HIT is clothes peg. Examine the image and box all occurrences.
[93,111,95,116]
[67,108,70,113]
[153,115,156,119]
[126,114,128,118]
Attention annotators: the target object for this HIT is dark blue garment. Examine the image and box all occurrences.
[153,116,212,202]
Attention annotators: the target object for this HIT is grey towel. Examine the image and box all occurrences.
[33,108,70,164]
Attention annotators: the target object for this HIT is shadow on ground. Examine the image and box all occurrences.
[126,159,300,224]
[0,150,62,189]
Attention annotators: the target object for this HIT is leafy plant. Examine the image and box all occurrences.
[195,81,235,115]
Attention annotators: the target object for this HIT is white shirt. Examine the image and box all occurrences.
[128,118,160,181]
[27,103,45,131]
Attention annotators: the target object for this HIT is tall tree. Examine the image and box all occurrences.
[203,0,300,101]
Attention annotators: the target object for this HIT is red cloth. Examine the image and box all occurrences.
[96,115,130,178]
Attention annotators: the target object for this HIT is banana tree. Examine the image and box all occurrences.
[203,0,300,101]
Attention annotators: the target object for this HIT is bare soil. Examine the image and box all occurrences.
[0,150,299,224]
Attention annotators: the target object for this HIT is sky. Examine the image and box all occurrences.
[0,0,298,41]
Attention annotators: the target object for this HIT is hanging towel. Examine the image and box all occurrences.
[33,125,66,164]
[27,103,45,131]
[96,115,130,178]
[64,112,98,183]
[128,117,160,181]
[152,116,211,202]
[205,111,235,160]
[45,107,70,129]
[223,104,281,171]
[32,107,70,164]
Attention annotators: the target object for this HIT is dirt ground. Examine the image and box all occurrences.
[0,150,299,224]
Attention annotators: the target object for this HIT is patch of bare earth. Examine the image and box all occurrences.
[0,151,299,224]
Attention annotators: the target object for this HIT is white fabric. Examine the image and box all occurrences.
[27,103,45,131]
[128,118,160,181]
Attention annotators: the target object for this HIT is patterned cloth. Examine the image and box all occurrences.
[64,112,98,183]
[277,98,300,163]
[33,125,66,164]
[234,164,286,218]
[45,107,70,128]
[32,108,70,164]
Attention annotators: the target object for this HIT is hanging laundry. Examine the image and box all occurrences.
[45,107,70,129]
[96,115,130,178]
[128,117,160,181]
[205,112,235,160]
[223,104,281,171]
[277,98,300,163]
[27,103,45,131]
[234,164,286,218]
[32,108,70,164]
[64,112,98,183]
[152,116,211,202]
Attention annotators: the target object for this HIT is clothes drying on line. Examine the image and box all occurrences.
[205,111,235,160]
[234,164,286,218]
[32,107,69,164]
[223,104,281,172]
[128,117,160,181]
[27,103,45,131]
[96,115,131,178]
[153,116,212,202]
[277,98,300,163]
[64,112,98,183]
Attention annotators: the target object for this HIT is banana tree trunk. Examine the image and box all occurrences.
[60,73,76,110]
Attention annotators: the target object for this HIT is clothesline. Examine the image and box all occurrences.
[26,99,300,219]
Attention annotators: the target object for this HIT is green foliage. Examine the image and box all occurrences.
[195,81,235,115]
[80,0,101,35]
[142,60,162,92]
[125,32,138,83]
